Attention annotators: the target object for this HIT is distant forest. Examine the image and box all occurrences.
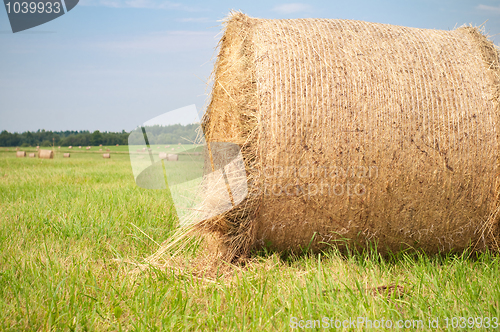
[0,124,199,147]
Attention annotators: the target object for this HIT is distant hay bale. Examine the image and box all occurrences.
[79,146,82,149]
[28,153,36,158]
[99,149,102,151]
[16,151,26,158]
[38,150,53,159]
[196,13,500,260]
[103,153,111,158]
[63,153,70,158]
[99,144,102,147]
[171,148,175,151]
[106,148,110,152]
[69,146,72,149]
[116,144,119,147]
[166,154,178,161]
[159,152,167,159]
[58,146,61,149]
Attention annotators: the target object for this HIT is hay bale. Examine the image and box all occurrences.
[166,154,178,161]
[79,146,82,149]
[103,153,111,158]
[16,151,26,157]
[159,152,168,159]
[106,148,110,152]
[38,150,53,159]
[69,146,72,149]
[28,153,36,158]
[63,153,70,158]
[116,144,119,147]
[199,13,500,258]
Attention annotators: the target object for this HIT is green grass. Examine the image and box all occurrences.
[0,153,499,331]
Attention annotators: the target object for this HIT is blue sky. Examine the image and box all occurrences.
[1,0,499,132]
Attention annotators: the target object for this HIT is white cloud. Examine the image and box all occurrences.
[176,17,212,23]
[477,4,500,14]
[79,0,201,11]
[272,3,311,15]
[92,30,217,54]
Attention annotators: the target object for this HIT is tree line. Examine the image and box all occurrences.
[0,124,199,147]
[0,129,129,147]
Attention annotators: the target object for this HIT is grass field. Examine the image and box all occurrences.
[1,151,499,331]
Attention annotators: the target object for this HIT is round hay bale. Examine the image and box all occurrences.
[79,146,82,149]
[38,150,53,159]
[63,153,70,158]
[99,149,102,151]
[69,146,72,149]
[166,154,178,161]
[199,13,500,258]
[28,153,36,158]
[16,151,26,157]
[159,152,168,159]
[116,144,119,147]
[103,153,111,158]
[106,148,110,152]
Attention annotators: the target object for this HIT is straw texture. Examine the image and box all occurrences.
[200,13,500,259]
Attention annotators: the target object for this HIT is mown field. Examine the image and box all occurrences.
[0,150,499,331]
